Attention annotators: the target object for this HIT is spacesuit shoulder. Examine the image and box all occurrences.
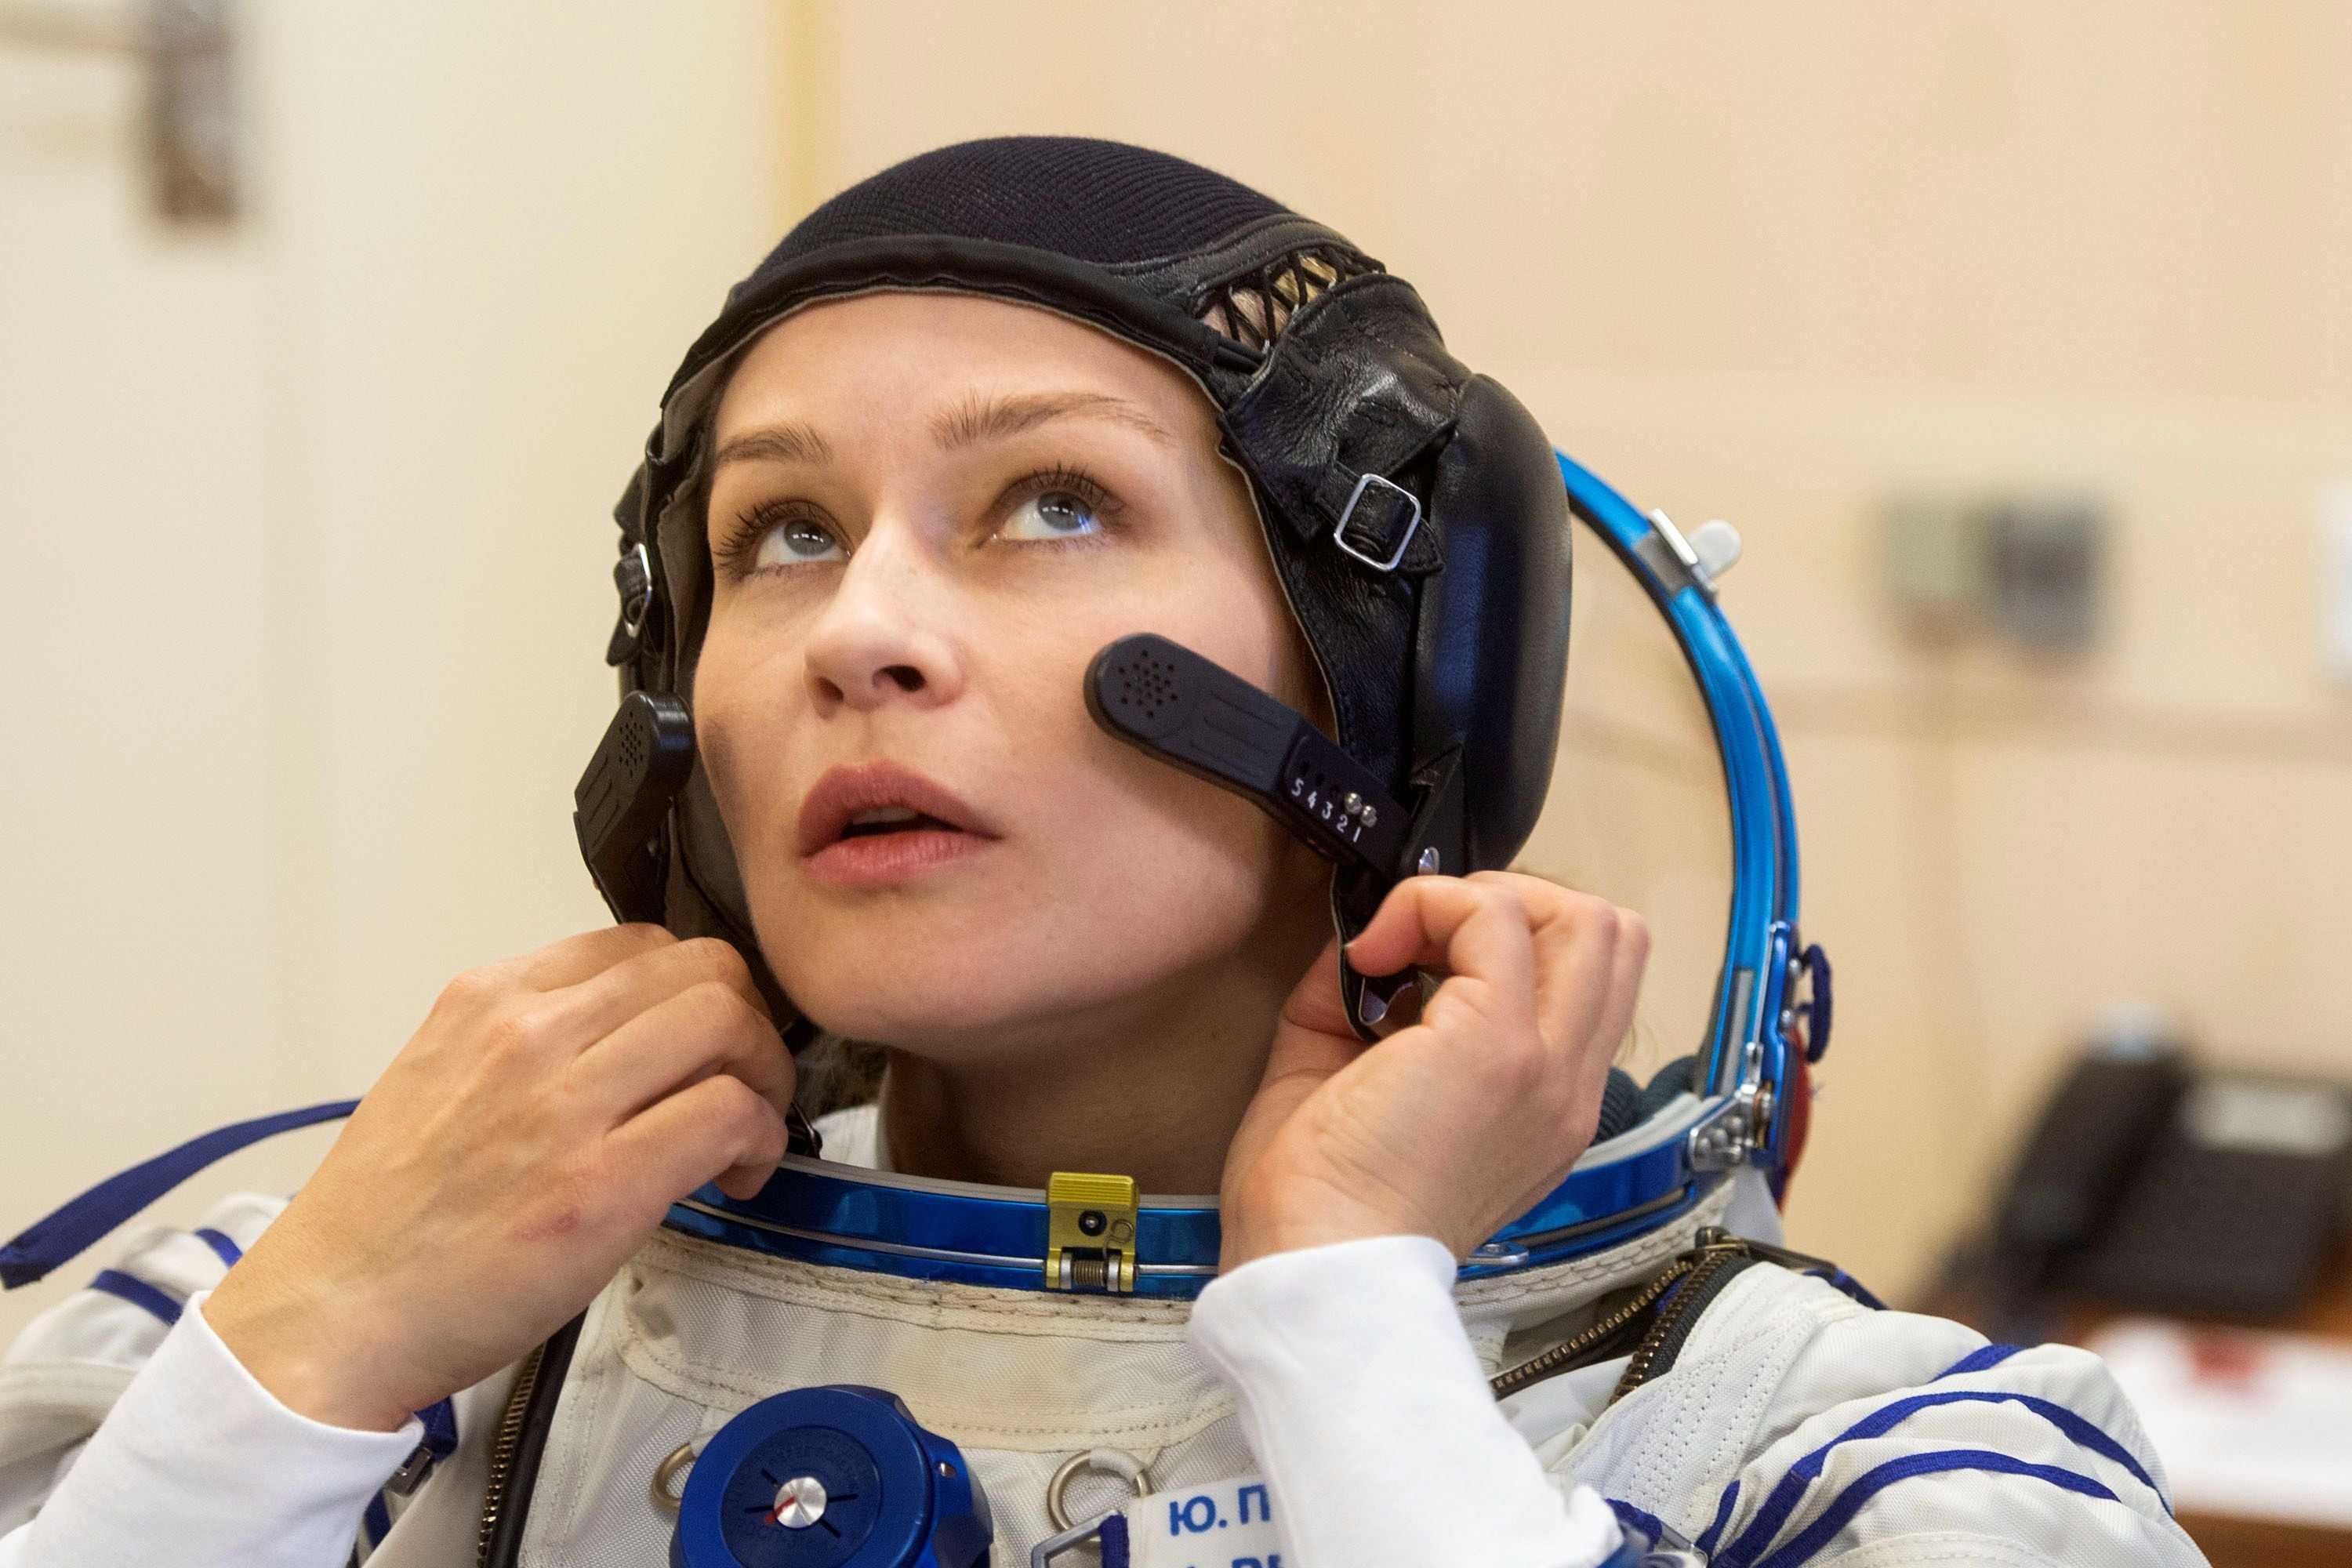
[1578,1263,2207,1566]
[0,1192,284,1530]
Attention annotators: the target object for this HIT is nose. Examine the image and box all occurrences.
[800,524,964,717]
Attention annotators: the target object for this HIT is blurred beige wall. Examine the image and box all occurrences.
[0,2,781,1344]
[779,0,2352,1298]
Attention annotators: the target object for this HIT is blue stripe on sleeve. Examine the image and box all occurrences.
[1606,1497,1669,1548]
[416,1397,459,1460]
[1748,1450,2116,1568]
[87,1268,184,1327]
[1693,1479,1743,1556]
[1934,1343,2022,1379]
[362,1491,392,1548]
[1719,1390,2160,1566]
[193,1227,245,1269]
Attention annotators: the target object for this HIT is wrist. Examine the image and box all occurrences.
[201,1270,419,1433]
[1218,1203,1444,1273]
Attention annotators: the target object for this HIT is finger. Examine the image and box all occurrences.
[1512,884,1625,1061]
[1275,937,1364,1044]
[541,936,769,1054]
[1592,909,1651,1062]
[1343,876,1537,1017]
[508,923,678,992]
[573,979,796,1123]
[1549,903,1647,1068]
[416,924,677,1033]
[1478,875,1642,1062]
[606,1073,789,1209]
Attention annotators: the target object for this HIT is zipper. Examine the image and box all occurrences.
[1489,1253,1701,1399]
[1609,1232,1757,1403]
[1490,1225,1828,1405]
[475,1338,550,1567]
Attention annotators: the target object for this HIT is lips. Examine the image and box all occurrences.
[797,763,999,890]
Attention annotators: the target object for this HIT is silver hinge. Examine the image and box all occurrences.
[1686,1036,1777,1172]
[1044,1172,1138,1294]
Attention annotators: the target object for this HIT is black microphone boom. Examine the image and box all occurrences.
[574,691,695,924]
[1085,633,1410,878]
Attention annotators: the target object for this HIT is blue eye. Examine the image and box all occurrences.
[753,516,844,568]
[1000,490,1102,542]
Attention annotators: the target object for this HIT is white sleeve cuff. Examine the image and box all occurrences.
[1188,1234,1624,1568]
[1,1290,419,1567]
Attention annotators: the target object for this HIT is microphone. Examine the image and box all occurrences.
[1086,633,1410,877]
[574,691,695,925]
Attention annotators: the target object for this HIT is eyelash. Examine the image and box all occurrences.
[713,463,1125,578]
[1005,463,1122,543]
[713,497,823,579]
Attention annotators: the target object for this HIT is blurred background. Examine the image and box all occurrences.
[5,2,2351,1547]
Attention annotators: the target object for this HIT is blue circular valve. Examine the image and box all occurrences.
[671,1385,993,1568]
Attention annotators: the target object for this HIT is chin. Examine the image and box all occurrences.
[765,905,1232,1058]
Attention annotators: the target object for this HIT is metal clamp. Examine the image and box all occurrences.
[1331,471,1423,572]
[1684,1096,1753,1172]
[1044,1172,1138,1294]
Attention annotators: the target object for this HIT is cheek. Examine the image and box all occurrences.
[691,619,804,844]
[985,581,1317,942]
[1134,560,1314,723]
[1127,461,1323,722]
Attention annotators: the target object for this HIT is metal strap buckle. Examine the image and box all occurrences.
[615,540,655,638]
[1032,1513,1127,1568]
[385,1441,436,1496]
[1331,471,1423,572]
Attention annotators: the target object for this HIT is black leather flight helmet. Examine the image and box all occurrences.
[592,136,1572,1067]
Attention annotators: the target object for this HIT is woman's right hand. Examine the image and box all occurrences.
[202,924,795,1432]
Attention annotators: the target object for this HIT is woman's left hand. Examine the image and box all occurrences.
[1218,871,1650,1271]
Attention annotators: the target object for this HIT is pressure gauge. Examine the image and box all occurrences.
[670,1385,993,1568]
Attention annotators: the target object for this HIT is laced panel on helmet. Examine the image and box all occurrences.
[1194,244,1382,351]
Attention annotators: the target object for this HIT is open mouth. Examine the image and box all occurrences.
[796,763,1000,880]
[837,806,961,840]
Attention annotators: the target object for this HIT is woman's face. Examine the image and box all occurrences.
[697,292,1330,1062]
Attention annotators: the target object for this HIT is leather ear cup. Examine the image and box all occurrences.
[1411,375,1573,874]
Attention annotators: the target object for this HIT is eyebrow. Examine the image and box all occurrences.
[931,391,1177,450]
[712,390,1176,474]
[712,421,835,470]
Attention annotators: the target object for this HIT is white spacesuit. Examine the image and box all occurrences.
[0,1116,2197,1566]
[0,137,2207,1567]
